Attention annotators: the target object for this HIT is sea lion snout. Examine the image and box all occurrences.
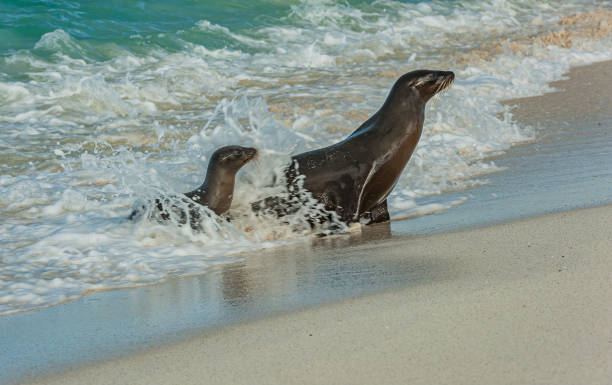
[243,147,258,162]
[417,70,454,101]
[236,146,257,167]
[396,69,455,102]
[438,70,455,88]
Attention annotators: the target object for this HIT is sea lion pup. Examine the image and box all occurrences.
[184,145,257,215]
[260,70,454,225]
[130,145,257,229]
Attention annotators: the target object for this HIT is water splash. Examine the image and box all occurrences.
[2,0,612,314]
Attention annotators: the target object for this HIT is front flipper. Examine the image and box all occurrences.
[359,199,390,224]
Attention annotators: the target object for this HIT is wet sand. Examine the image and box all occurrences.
[507,59,612,124]
[15,204,612,385]
[6,59,612,385]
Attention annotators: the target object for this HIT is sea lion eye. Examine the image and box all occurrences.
[423,75,436,84]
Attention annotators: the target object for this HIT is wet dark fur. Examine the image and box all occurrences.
[129,145,257,229]
[258,70,454,225]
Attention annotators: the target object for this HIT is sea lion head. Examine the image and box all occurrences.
[395,70,455,102]
[210,145,258,172]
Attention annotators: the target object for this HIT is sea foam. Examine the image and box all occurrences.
[2,0,612,315]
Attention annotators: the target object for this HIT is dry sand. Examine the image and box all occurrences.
[18,59,612,385]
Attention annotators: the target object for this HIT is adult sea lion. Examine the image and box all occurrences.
[284,70,454,225]
[130,145,257,228]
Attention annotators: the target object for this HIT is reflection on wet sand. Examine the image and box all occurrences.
[218,222,394,308]
[1,222,458,383]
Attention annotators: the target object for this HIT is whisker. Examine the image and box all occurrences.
[437,76,453,95]
[220,153,233,162]
[430,75,454,108]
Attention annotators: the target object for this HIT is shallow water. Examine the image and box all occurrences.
[2,0,612,315]
[4,104,612,382]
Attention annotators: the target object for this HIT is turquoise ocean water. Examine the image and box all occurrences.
[1,0,612,315]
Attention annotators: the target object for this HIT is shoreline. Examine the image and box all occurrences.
[14,203,612,385]
[4,59,612,385]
